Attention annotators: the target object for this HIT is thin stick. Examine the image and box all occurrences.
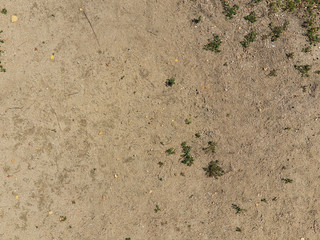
[80,8,101,48]
[49,104,62,132]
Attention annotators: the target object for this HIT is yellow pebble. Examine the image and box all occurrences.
[50,55,55,60]
[15,195,19,199]
[114,174,118,178]
[11,15,18,23]
[174,58,178,62]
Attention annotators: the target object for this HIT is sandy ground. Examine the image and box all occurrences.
[1,0,320,239]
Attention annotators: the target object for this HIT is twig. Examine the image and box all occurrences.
[80,8,101,48]
[49,104,62,132]
[8,106,24,110]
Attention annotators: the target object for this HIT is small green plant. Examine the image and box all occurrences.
[185,118,192,124]
[0,30,5,72]
[294,64,312,77]
[192,16,202,24]
[232,204,246,214]
[1,8,7,14]
[203,141,217,153]
[268,69,277,77]
[236,227,242,232]
[269,21,289,42]
[244,11,257,23]
[158,161,164,167]
[283,0,297,12]
[221,0,239,19]
[241,31,257,48]
[181,142,194,166]
[166,77,175,87]
[268,0,281,14]
[204,34,222,52]
[261,198,267,203]
[195,132,201,138]
[72,200,76,204]
[165,148,175,155]
[272,197,277,201]
[281,178,293,183]
[315,70,320,74]
[307,27,320,44]
[125,238,131,240]
[203,160,225,178]
[154,205,161,213]
[286,52,294,59]
[0,62,5,72]
[59,216,67,222]
[251,0,263,3]
[302,46,311,53]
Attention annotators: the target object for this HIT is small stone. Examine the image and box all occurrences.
[11,15,18,23]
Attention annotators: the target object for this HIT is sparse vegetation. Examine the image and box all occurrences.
[307,27,320,44]
[203,160,225,178]
[302,46,311,52]
[185,118,192,124]
[283,0,297,12]
[232,204,247,214]
[286,52,294,59]
[294,64,312,77]
[1,8,7,14]
[268,69,277,77]
[221,0,239,19]
[59,216,67,222]
[241,31,257,48]
[236,227,242,232]
[244,11,257,23]
[166,77,175,87]
[154,205,161,213]
[192,16,202,24]
[281,178,293,183]
[204,34,222,52]
[195,132,201,138]
[269,21,290,42]
[268,0,282,14]
[181,142,194,166]
[203,141,217,153]
[0,30,5,72]
[165,148,175,155]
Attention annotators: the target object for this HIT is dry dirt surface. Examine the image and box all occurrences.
[1,0,320,239]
